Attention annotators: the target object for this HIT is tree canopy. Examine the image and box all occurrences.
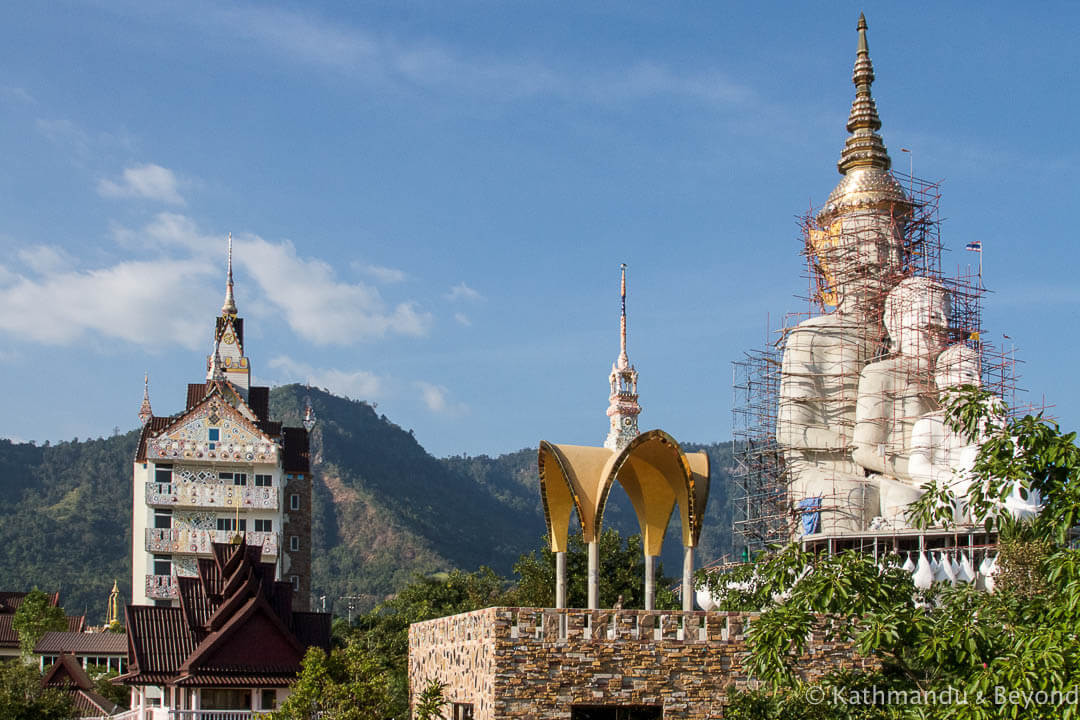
[11,589,67,656]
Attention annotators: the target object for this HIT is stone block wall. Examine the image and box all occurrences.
[409,607,872,720]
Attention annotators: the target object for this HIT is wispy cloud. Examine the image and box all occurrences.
[446,281,482,303]
[453,312,471,327]
[16,245,73,275]
[415,380,468,416]
[98,164,185,205]
[353,262,408,285]
[237,234,431,344]
[194,4,755,109]
[268,355,382,400]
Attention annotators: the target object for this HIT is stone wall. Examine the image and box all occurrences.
[409,607,871,720]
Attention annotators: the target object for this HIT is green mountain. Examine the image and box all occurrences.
[0,385,735,622]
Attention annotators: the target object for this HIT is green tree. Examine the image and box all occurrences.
[506,528,680,610]
[415,680,448,720]
[11,589,66,656]
[268,640,394,720]
[0,660,75,720]
[705,388,1080,720]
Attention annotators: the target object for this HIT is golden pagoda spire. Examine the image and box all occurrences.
[819,13,909,223]
[221,233,237,316]
[106,580,120,628]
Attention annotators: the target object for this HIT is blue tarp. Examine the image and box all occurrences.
[797,497,822,535]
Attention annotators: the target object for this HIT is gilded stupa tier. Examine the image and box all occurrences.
[819,14,909,224]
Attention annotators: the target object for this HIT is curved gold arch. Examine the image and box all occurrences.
[538,441,608,552]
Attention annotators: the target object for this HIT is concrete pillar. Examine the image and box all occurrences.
[682,545,694,611]
[555,551,567,609]
[644,554,656,610]
[587,540,599,609]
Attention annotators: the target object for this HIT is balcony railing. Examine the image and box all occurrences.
[169,712,257,720]
[146,482,278,510]
[146,528,279,557]
[145,574,178,600]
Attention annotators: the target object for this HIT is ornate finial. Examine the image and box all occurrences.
[303,396,317,432]
[209,341,226,381]
[222,233,237,316]
[106,580,120,628]
[837,13,890,174]
[819,14,909,223]
[604,264,641,451]
[138,373,153,426]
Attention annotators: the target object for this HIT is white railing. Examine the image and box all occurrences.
[146,482,278,511]
[146,528,279,557]
[169,712,257,720]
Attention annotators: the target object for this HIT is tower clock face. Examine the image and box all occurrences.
[623,417,634,427]
[222,332,235,345]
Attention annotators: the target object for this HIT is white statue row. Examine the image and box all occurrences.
[777,213,1037,535]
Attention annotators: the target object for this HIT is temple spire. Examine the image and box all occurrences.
[837,13,891,175]
[222,233,237,316]
[138,373,153,426]
[604,264,641,451]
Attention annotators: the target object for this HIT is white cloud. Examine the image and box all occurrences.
[0,256,215,347]
[236,235,431,345]
[415,381,467,416]
[268,356,381,400]
[446,282,482,302]
[353,262,408,285]
[98,164,185,205]
[16,245,72,274]
[453,312,471,327]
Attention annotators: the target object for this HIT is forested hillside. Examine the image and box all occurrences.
[0,385,736,622]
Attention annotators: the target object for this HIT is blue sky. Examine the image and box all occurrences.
[1,2,1076,457]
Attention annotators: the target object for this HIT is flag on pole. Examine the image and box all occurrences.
[966,241,982,252]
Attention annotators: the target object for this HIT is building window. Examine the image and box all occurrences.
[155,465,172,484]
[570,707,662,720]
[454,703,475,720]
[219,472,232,483]
[153,555,171,576]
[290,575,299,592]
[290,494,300,510]
[260,689,277,710]
[254,519,272,533]
[201,689,251,710]
[217,518,247,532]
[153,508,173,529]
[255,474,272,487]
[233,473,247,486]
[208,428,220,442]
[289,535,299,552]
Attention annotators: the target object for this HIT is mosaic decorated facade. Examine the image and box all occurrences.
[132,237,313,609]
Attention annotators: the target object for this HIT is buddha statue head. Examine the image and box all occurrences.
[883,276,952,360]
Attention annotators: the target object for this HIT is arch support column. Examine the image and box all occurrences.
[587,541,599,609]
[555,551,567,609]
[644,554,656,610]
[682,545,694,611]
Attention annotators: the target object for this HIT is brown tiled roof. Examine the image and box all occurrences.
[42,653,119,717]
[135,416,174,463]
[120,538,330,689]
[0,590,60,613]
[248,386,270,421]
[282,427,310,472]
[186,382,210,411]
[67,615,86,633]
[34,630,127,655]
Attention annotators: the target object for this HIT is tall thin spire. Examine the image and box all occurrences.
[605,264,641,451]
[819,13,909,223]
[618,263,629,368]
[138,373,153,426]
[222,233,237,316]
[837,13,891,175]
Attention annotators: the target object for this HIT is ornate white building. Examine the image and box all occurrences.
[131,237,313,610]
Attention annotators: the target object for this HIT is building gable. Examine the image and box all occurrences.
[146,388,279,464]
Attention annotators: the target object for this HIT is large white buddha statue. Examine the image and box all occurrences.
[852,276,951,524]
[777,14,910,536]
[910,344,1041,525]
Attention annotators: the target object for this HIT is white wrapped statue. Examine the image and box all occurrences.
[852,276,951,526]
[910,343,1040,524]
[778,211,904,534]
